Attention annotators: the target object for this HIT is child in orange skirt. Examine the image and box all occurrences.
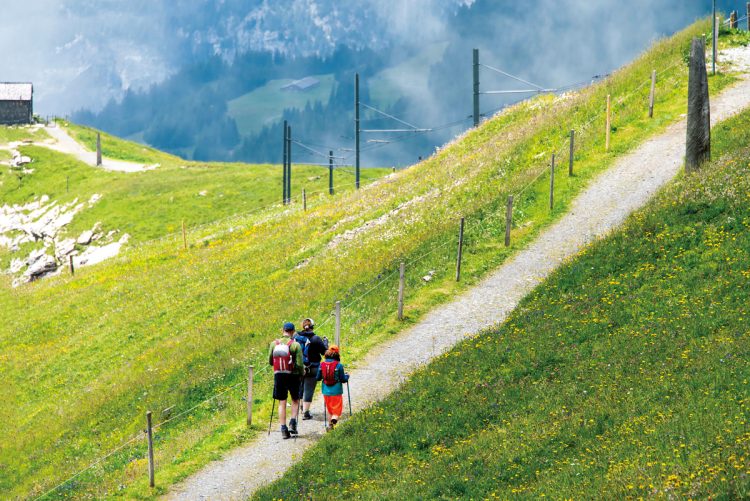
[316,345,349,430]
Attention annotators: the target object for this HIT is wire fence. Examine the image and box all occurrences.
[31,40,698,499]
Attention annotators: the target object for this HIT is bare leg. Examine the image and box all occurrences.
[291,399,300,420]
[278,399,287,427]
[302,401,311,413]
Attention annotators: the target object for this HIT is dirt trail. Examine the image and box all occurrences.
[42,125,156,172]
[166,48,750,501]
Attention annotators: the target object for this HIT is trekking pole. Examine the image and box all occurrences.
[346,379,352,417]
[268,399,276,436]
[323,401,327,431]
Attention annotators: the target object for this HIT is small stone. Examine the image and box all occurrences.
[77,230,94,245]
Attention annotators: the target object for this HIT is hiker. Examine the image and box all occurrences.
[294,318,327,420]
[269,322,304,439]
[316,345,349,431]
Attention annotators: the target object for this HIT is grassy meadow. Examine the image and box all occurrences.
[257,100,750,500]
[1,18,742,499]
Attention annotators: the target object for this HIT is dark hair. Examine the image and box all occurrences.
[324,347,340,361]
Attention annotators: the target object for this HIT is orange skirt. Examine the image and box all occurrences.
[324,394,343,417]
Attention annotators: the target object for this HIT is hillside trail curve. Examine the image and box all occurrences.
[166,47,750,501]
[41,124,156,172]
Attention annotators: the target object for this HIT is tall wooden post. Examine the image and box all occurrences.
[96,133,102,167]
[455,217,465,282]
[648,70,657,118]
[747,2,750,31]
[69,255,74,275]
[504,195,513,247]
[286,124,292,203]
[549,154,555,211]
[146,411,155,487]
[605,94,611,151]
[473,48,480,127]
[355,73,361,189]
[303,189,307,211]
[731,10,738,29]
[246,366,254,426]
[713,4,718,75]
[335,301,341,346]
[329,150,334,195]
[397,262,405,320]
[686,37,711,172]
[568,130,575,176]
[182,220,187,250]
[282,120,288,204]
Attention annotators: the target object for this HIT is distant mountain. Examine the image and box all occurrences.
[64,0,725,166]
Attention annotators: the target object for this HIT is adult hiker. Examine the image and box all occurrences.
[269,322,304,439]
[294,317,327,420]
[316,345,349,431]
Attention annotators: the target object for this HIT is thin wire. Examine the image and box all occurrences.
[480,62,549,91]
[33,433,143,500]
[360,103,423,130]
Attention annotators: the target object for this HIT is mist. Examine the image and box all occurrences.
[1,0,741,164]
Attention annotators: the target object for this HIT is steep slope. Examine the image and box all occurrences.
[256,74,750,501]
[2,19,737,499]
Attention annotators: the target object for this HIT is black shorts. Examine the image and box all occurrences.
[273,372,301,401]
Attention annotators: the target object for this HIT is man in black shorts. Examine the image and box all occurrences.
[268,322,304,439]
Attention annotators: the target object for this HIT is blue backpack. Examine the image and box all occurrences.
[295,334,311,366]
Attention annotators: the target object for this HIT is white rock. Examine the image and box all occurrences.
[55,238,76,258]
[77,230,94,245]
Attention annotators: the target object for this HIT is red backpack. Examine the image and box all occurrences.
[272,339,295,373]
[320,361,339,386]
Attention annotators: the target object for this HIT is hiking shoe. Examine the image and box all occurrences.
[289,418,298,435]
[281,425,291,439]
[303,411,313,420]
[330,418,338,430]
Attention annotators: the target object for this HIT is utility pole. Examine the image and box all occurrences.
[713,0,717,75]
[355,73,361,189]
[329,150,334,195]
[286,123,292,204]
[282,120,288,204]
[473,48,480,127]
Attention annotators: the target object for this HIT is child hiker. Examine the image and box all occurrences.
[316,345,349,431]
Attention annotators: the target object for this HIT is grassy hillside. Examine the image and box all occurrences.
[0,123,386,272]
[256,76,750,501]
[228,74,337,137]
[1,19,738,499]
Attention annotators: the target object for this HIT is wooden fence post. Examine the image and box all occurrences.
[247,366,254,426]
[182,220,187,250]
[146,411,155,487]
[568,130,575,176]
[398,262,405,320]
[303,188,307,211]
[731,10,738,29]
[504,195,513,247]
[455,217,465,282]
[549,154,555,211]
[747,2,750,31]
[69,255,74,276]
[335,301,341,346]
[96,132,102,167]
[605,94,611,151]
[649,70,657,118]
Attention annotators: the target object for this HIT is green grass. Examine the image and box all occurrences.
[256,72,750,501]
[228,74,337,136]
[0,18,742,499]
[0,124,49,144]
[0,124,386,256]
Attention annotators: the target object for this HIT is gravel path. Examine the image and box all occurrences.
[166,48,750,501]
[42,125,156,172]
